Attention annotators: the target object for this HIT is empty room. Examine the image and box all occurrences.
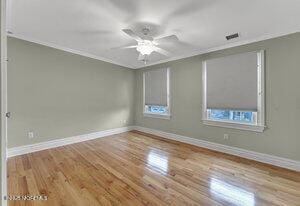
[1,0,300,205]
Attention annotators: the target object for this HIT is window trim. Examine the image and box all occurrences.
[143,68,171,119]
[143,112,171,120]
[202,50,266,132]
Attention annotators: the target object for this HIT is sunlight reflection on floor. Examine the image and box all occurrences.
[147,150,169,173]
[210,178,255,206]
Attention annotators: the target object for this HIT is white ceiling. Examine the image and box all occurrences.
[7,0,300,69]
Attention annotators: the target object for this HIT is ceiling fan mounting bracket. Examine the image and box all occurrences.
[142,28,150,36]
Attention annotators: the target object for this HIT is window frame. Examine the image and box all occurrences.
[202,50,265,132]
[143,68,171,120]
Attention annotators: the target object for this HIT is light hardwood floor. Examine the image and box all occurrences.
[7,131,300,206]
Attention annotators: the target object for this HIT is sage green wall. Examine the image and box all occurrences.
[8,37,135,148]
[7,33,300,162]
[135,33,300,161]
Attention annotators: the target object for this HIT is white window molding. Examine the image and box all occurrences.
[202,50,266,132]
[202,119,265,132]
[143,68,171,119]
[143,112,171,120]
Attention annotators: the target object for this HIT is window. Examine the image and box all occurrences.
[207,109,255,124]
[202,51,265,132]
[143,68,170,119]
[145,105,168,114]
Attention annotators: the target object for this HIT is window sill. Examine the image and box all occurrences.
[143,112,171,120]
[202,119,265,132]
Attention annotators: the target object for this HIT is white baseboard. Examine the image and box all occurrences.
[133,126,300,172]
[8,125,300,172]
[7,126,134,158]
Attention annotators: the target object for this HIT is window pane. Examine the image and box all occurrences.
[145,105,168,115]
[208,109,254,123]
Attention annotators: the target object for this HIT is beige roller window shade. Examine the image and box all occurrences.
[205,51,258,111]
[144,68,168,106]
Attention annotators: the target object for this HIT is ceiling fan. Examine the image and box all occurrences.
[113,28,178,64]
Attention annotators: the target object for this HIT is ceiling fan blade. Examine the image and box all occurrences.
[110,45,137,50]
[122,29,143,42]
[153,35,178,45]
[153,47,171,56]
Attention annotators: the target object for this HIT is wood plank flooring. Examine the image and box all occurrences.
[7,131,300,206]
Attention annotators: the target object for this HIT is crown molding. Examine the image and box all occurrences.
[136,30,299,69]
[7,33,135,69]
[8,31,299,70]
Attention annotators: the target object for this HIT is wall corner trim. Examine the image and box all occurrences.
[7,126,134,157]
[133,126,300,172]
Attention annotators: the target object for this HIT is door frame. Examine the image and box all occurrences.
[1,0,8,205]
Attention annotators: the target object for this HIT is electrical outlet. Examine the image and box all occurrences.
[224,134,229,140]
[28,131,34,139]
[123,119,127,124]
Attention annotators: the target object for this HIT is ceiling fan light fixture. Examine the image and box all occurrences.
[118,28,177,62]
[136,40,155,55]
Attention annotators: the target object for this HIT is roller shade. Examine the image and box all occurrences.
[205,51,259,111]
[144,68,168,106]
